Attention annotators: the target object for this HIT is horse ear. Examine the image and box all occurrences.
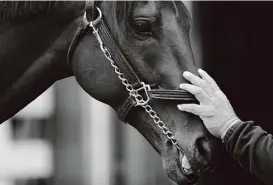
[182,1,192,13]
[85,1,101,22]
[175,1,193,19]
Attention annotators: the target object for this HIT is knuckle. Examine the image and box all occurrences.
[214,91,222,97]
[184,84,191,89]
[206,107,216,116]
[208,106,216,113]
[195,87,203,95]
[190,106,197,114]
[218,91,227,99]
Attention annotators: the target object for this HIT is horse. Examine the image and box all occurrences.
[0,1,220,184]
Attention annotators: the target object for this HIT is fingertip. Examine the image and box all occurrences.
[198,68,204,74]
[179,84,184,89]
[183,71,190,77]
[177,104,183,110]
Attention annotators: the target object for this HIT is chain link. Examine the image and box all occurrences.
[91,24,180,150]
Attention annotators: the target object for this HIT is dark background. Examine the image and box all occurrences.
[196,2,273,185]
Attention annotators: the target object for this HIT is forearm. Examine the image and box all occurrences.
[224,121,273,185]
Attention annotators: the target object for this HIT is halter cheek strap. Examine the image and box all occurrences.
[67,1,197,124]
[85,1,100,22]
[67,19,90,65]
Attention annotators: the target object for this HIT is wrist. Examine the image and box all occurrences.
[220,117,241,141]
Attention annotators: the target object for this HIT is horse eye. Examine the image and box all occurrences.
[134,20,152,36]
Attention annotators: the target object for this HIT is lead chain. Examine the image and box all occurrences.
[91,26,180,150]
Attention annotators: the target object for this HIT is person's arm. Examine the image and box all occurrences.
[224,120,273,185]
[177,69,273,185]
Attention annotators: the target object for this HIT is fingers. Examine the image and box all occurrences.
[182,70,219,96]
[183,71,202,87]
[177,104,201,115]
[177,104,213,117]
[183,71,212,92]
[197,69,219,90]
[179,83,209,103]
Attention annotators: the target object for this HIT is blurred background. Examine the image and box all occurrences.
[0,1,272,185]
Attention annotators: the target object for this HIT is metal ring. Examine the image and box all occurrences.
[84,7,102,20]
[96,7,102,20]
[84,7,102,28]
[90,7,102,27]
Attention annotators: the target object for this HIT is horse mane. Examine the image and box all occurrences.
[0,1,67,20]
[104,1,137,39]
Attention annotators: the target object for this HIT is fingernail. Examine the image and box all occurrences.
[179,84,184,89]
[177,104,183,110]
[183,71,190,77]
[198,68,205,73]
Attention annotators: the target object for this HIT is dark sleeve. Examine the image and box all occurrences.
[224,121,273,185]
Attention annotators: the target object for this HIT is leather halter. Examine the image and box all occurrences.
[67,1,197,123]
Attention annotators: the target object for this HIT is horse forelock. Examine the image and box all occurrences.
[103,1,136,39]
[0,1,67,21]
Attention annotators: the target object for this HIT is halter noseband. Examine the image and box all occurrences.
[67,1,197,149]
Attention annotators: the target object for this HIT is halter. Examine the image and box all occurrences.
[67,1,197,150]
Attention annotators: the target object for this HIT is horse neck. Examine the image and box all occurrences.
[0,2,85,90]
[0,2,85,123]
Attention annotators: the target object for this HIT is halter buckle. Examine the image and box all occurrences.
[134,82,151,106]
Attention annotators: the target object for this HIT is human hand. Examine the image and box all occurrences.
[177,69,241,140]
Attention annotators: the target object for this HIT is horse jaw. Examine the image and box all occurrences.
[124,108,200,185]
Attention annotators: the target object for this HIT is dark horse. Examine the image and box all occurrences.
[0,1,219,184]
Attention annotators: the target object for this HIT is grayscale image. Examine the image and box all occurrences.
[0,1,272,185]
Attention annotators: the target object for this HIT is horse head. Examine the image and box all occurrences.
[69,1,219,184]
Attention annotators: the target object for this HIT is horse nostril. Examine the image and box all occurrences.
[193,136,214,172]
[194,136,220,173]
[196,136,210,157]
[185,172,199,184]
